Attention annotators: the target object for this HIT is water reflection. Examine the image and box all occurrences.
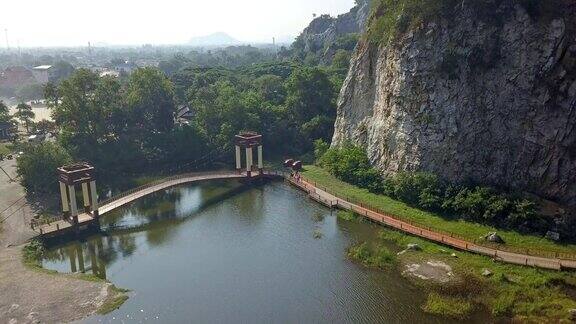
[44,180,250,280]
[41,180,489,323]
[43,235,109,279]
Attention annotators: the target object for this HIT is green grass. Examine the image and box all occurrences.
[303,165,576,256]
[347,242,396,269]
[0,143,10,156]
[21,241,130,314]
[423,292,473,320]
[97,291,129,315]
[337,210,360,222]
[373,228,576,321]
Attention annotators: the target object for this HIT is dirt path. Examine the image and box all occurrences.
[0,158,118,323]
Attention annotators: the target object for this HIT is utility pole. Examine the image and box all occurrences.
[4,28,9,51]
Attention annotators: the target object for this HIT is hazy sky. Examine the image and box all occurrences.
[1,0,356,47]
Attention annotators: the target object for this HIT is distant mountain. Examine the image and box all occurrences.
[188,32,241,47]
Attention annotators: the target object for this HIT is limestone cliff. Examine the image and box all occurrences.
[293,0,370,64]
[332,1,576,206]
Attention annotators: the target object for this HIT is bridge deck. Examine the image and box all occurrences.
[38,171,282,238]
[37,213,97,238]
[36,169,576,270]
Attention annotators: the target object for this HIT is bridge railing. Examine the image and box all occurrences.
[293,174,576,262]
[98,170,241,207]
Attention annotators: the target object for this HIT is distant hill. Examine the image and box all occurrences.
[188,32,241,47]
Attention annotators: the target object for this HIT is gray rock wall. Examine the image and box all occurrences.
[295,0,370,63]
[333,1,576,206]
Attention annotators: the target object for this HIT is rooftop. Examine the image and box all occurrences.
[33,65,53,70]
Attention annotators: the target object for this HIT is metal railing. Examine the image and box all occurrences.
[99,170,239,207]
[291,174,576,264]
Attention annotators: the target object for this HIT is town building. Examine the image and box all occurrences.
[0,66,36,89]
[175,105,194,125]
[31,65,54,84]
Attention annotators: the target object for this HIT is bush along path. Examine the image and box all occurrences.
[287,172,576,270]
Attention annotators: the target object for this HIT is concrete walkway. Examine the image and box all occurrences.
[288,176,576,271]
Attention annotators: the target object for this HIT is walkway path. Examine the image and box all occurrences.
[37,170,283,237]
[35,168,576,271]
[99,171,249,215]
[287,176,576,271]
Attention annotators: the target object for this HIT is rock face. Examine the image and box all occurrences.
[294,0,370,64]
[332,1,576,206]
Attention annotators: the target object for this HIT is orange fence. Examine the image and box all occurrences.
[286,174,576,269]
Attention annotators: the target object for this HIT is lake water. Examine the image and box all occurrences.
[42,180,483,323]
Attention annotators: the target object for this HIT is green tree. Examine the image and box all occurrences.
[285,67,337,144]
[51,61,75,82]
[32,120,57,134]
[0,100,9,117]
[44,82,59,108]
[14,103,35,132]
[16,84,44,101]
[126,68,176,134]
[253,74,285,105]
[16,142,72,193]
[0,101,17,137]
[52,69,126,165]
[332,49,351,69]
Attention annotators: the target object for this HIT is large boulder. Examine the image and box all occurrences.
[545,231,561,242]
[485,232,505,244]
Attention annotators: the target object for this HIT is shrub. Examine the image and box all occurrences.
[17,142,72,194]
[347,242,395,268]
[337,210,359,222]
[313,139,330,163]
[423,292,474,320]
[318,144,383,192]
[22,240,45,267]
[444,187,505,221]
[387,172,443,210]
[318,146,544,234]
[367,0,459,44]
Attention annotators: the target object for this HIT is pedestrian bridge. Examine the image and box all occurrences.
[36,170,284,238]
[34,168,576,271]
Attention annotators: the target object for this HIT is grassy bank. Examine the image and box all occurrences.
[22,240,129,315]
[303,165,576,255]
[384,228,576,321]
[0,142,10,156]
[340,217,576,321]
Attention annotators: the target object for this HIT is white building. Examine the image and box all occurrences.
[32,65,54,84]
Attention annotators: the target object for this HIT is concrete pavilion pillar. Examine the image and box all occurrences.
[257,145,263,174]
[59,182,69,217]
[76,244,85,273]
[69,246,77,273]
[89,180,99,218]
[235,145,242,171]
[81,182,90,213]
[68,185,78,224]
[246,147,253,177]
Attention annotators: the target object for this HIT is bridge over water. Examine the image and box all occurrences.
[33,132,576,271]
